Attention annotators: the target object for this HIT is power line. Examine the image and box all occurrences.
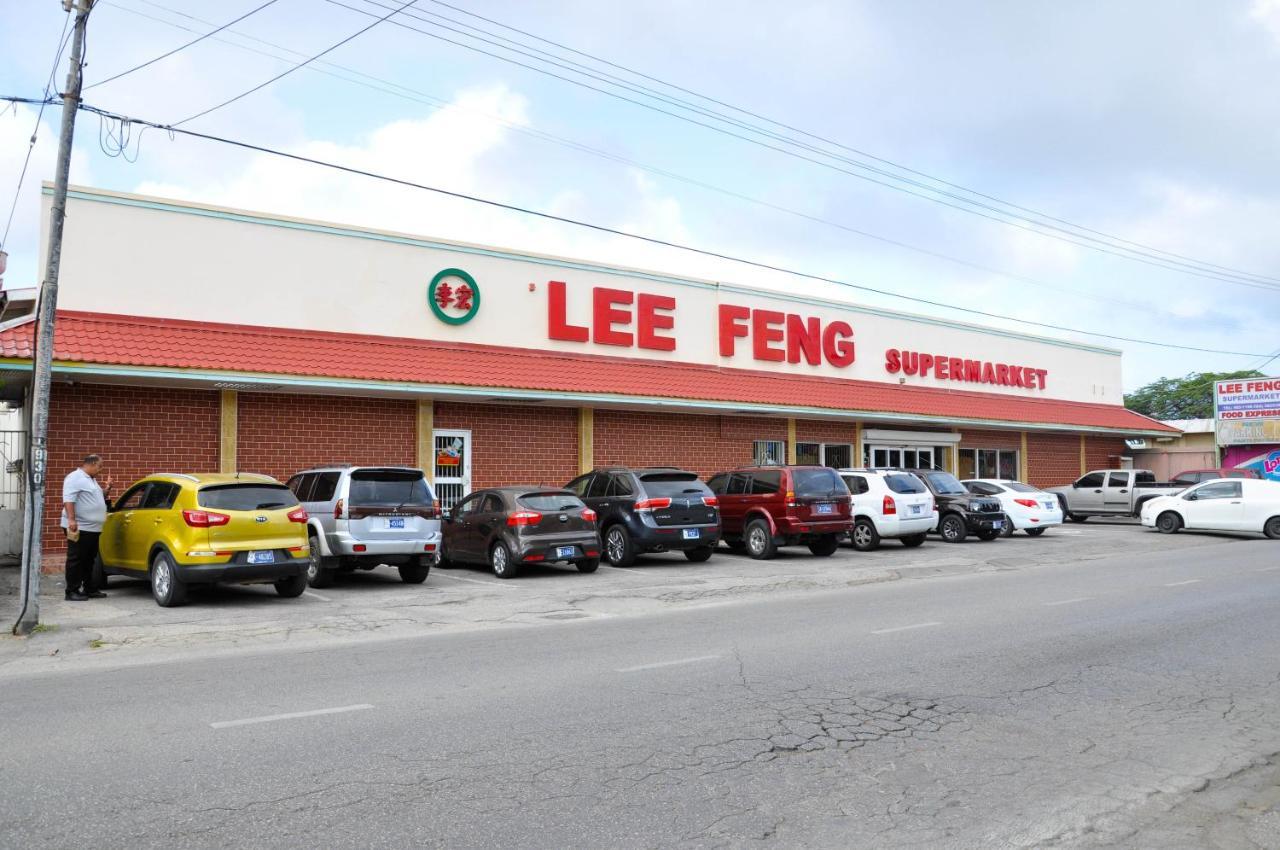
[96,1,1168,316]
[172,0,419,127]
[60,99,1277,358]
[1,10,74,249]
[327,0,1280,293]
[85,0,285,90]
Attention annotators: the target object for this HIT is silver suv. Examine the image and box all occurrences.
[286,466,441,587]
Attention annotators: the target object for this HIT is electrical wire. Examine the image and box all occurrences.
[85,0,285,90]
[61,99,1278,359]
[172,0,419,127]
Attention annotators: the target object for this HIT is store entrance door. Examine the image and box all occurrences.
[432,429,472,510]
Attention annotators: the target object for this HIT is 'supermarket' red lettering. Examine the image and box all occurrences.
[885,348,1047,391]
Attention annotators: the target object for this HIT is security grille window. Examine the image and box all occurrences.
[797,442,852,468]
[796,442,820,465]
[959,448,1018,479]
[753,440,785,465]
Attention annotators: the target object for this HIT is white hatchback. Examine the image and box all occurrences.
[838,469,936,551]
[1140,478,1280,538]
[962,479,1063,537]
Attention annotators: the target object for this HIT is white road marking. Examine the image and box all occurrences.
[616,654,721,673]
[1042,596,1093,606]
[432,572,520,588]
[211,704,374,729]
[606,565,646,574]
[303,590,332,602]
[1255,566,1280,572]
[1164,579,1203,587]
[870,621,943,635]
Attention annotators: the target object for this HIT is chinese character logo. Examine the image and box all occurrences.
[428,268,481,325]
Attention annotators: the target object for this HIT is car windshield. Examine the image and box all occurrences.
[640,472,712,498]
[349,470,433,507]
[1004,482,1039,493]
[793,468,845,497]
[198,484,299,511]
[923,472,968,495]
[884,474,926,494]
[518,492,585,511]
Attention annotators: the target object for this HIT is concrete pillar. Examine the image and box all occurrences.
[219,390,237,474]
[417,398,434,483]
[786,418,797,464]
[578,407,594,474]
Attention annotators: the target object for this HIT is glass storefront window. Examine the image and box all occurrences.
[958,448,1019,480]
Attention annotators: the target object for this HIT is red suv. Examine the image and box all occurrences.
[706,465,853,559]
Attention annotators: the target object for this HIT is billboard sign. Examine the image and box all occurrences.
[1215,377,1280,446]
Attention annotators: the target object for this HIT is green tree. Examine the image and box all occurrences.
[1124,370,1263,420]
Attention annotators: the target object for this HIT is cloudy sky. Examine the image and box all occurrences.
[2,0,1279,391]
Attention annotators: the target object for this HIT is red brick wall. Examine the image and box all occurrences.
[1085,436,1129,472]
[434,401,579,489]
[237,393,416,482]
[958,428,1020,450]
[1026,433,1081,488]
[593,411,786,477]
[795,419,858,445]
[43,384,221,556]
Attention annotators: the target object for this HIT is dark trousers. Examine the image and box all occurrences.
[64,530,102,595]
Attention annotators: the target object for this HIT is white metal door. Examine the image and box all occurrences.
[432,429,472,510]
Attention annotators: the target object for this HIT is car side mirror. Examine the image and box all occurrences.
[1183,493,1197,501]
[1072,482,1080,488]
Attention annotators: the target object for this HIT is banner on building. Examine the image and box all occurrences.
[1215,377,1280,446]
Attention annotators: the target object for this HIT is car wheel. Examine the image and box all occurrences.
[150,551,188,607]
[603,525,636,567]
[306,534,335,588]
[576,557,600,573]
[745,519,777,560]
[398,557,431,584]
[1067,513,1088,523]
[490,541,519,579]
[684,546,714,562]
[900,533,926,548]
[850,518,880,552]
[999,514,1015,537]
[1264,517,1280,540]
[274,572,308,598]
[976,529,1000,541]
[807,534,840,557]
[1156,511,1182,534]
[939,514,967,543]
[1025,527,1047,537]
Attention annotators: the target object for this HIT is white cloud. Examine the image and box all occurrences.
[1251,0,1280,46]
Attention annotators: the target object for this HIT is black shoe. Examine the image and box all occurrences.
[85,589,107,599]
[64,591,89,602]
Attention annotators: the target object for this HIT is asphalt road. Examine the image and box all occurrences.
[2,537,1278,848]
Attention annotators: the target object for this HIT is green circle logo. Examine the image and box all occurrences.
[428,268,481,325]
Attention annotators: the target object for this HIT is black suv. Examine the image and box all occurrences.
[567,467,721,566]
[900,468,1004,542]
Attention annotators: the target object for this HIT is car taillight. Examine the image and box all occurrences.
[786,490,797,508]
[428,503,441,518]
[182,509,231,527]
[581,508,597,522]
[882,495,896,515]
[507,510,542,527]
[1013,498,1038,508]
[634,498,672,511]
[334,498,344,520]
[287,507,308,523]
[702,495,719,507]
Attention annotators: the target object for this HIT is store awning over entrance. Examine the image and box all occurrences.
[0,311,1179,436]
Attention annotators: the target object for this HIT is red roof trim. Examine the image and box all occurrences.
[0,311,1179,433]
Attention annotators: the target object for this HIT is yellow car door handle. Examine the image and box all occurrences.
[153,518,164,525]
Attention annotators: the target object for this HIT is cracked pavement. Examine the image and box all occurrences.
[1,526,1277,847]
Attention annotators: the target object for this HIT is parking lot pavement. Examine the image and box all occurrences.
[0,520,1259,677]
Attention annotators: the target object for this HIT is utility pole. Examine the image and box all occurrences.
[14,0,93,636]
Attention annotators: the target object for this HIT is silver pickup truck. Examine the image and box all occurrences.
[1044,469,1186,520]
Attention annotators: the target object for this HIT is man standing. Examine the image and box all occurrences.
[61,453,113,601]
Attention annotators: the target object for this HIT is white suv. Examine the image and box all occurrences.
[286,466,441,587]
[837,469,936,551]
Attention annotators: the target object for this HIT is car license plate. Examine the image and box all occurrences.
[910,504,922,515]
[556,546,575,559]
[814,503,835,515]
[1043,501,1056,510]
[248,550,274,564]
[385,517,406,530]
[682,528,700,540]
[991,520,1003,529]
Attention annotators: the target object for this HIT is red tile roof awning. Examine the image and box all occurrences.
[0,311,1178,434]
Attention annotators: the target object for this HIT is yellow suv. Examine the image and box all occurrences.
[94,473,311,607]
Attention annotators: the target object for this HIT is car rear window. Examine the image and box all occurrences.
[198,484,299,511]
[922,472,967,495]
[884,474,926,494]
[1004,481,1039,493]
[793,468,845,497]
[641,472,712,498]
[349,470,433,506]
[518,492,585,511]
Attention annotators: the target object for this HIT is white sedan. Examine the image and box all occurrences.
[962,479,1063,537]
[1141,478,1280,538]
